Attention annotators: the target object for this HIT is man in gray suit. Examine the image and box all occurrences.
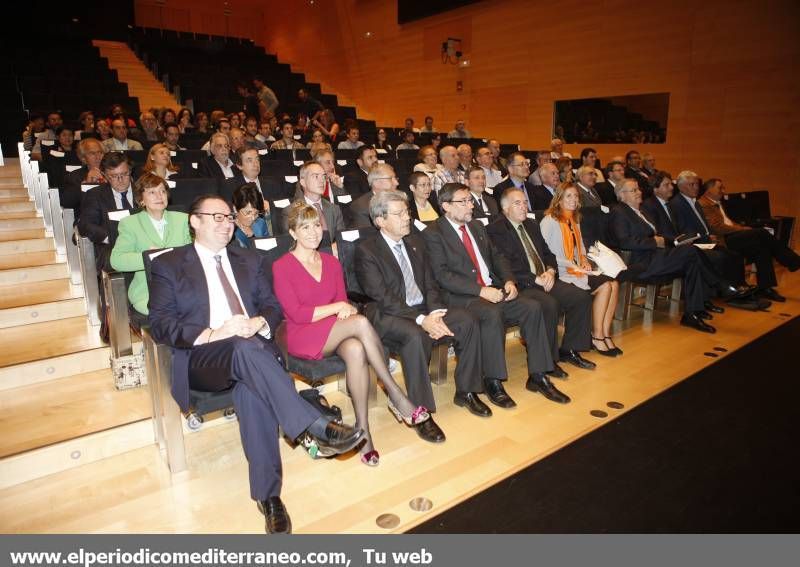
[348,163,399,228]
[293,162,345,247]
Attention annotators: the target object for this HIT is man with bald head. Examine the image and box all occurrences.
[198,133,236,179]
[62,138,106,218]
[432,145,466,194]
[136,111,163,143]
[530,163,562,211]
[549,138,572,160]
[456,144,474,172]
[348,163,399,228]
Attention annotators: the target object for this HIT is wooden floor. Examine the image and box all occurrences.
[0,267,797,533]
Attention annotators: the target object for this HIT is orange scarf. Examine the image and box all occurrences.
[558,211,586,276]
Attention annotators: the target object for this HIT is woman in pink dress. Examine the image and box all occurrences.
[273,201,430,466]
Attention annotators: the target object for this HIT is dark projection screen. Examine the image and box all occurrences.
[397,0,482,24]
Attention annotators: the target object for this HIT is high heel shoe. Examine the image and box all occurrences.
[592,336,617,357]
[604,337,623,356]
[360,449,380,467]
[387,398,430,426]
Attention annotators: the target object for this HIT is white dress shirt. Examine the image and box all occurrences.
[112,185,133,209]
[148,213,167,240]
[193,242,250,331]
[445,217,491,286]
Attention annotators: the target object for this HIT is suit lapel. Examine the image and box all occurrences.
[137,211,162,246]
[182,246,211,324]
[227,247,255,315]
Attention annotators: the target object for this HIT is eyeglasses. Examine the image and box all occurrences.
[446,199,474,206]
[374,176,398,181]
[195,212,236,223]
[509,160,531,168]
[238,209,264,218]
[106,172,131,181]
[385,209,410,219]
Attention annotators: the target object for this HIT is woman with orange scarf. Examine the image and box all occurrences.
[539,184,622,356]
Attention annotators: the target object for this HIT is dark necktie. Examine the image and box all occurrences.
[693,201,710,234]
[460,225,486,286]
[394,243,423,306]
[312,202,328,231]
[214,255,245,316]
[119,190,132,211]
[517,224,545,275]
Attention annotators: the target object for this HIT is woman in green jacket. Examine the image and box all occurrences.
[110,172,191,315]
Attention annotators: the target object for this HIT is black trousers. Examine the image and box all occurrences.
[521,280,593,356]
[188,336,319,501]
[725,228,800,289]
[457,294,554,379]
[703,247,745,287]
[639,245,724,312]
[376,307,483,410]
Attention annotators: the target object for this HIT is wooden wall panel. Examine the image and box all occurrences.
[135,0,800,219]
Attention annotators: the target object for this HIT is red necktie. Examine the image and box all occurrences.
[325,179,332,200]
[460,225,486,286]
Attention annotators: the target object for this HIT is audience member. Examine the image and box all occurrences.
[312,109,340,143]
[624,151,651,198]
[404,117,421,134]
[293,161,345,245]
[243,117,268,151]
[198,133,236,179]
[270,120,304,150]
[420,115,436,133]
[102,119,144,152]
[374,128,393,151]
[137,112,163,143]
[176,108,194,134]
[700,178,799,301]
[396,131,419,151]
[337,125,365,150]
[494,152,537,212]
[61,138,106,215]
[466,167,499,219]
[642,152,657,176]
[232,183,271,248]
[349,163,399,228]
[487,187,598,365]
[641,171,677,240]
[53,126,75,153]
[538,185,621,355]
[110,173,191,315]
[162,123,185,151]
[313,150,346,200]
[297,88,324,122]
[253,76,279,116]
[406,171,440,222]
[22,114,45,152]
[574,166,604,209]
[149,194,363,534]
[423,183,570,406]
[475,147,504,188]
[157,108,177,129]
[486,139,508,173]
[595,160,625,205]
[432,145,466,194]
[413,145,444,180]
[549,138,572,160]
[580,147,605,182]
[273,201,429,467]
[530,163,561,211]
[527,151,553,185]
[456,144,474,172]
[344,146,378,199]
[194,112,210,134]
[31,112,63,160]
[141,143,181,180]
[448,120,471,139]
[354,190,481,429]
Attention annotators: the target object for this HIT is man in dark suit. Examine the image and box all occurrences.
[61,138,106,219]
[348,163,398,228]
[624,150,652,199]
[148,194,363,534]
[493,152,538,212]
[466,167,499,221]
[355,190,487,425]
[78,152,139,271]
[529,163,561,212]
[198,133,237,179]
[595,161,625,206]
[609,179,750,333]
[669,170,747,288]
[343,145,377,199]
[487,188,595,371]
[423,183,570,406]
[641,170,678,241]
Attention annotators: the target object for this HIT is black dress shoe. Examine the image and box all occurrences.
[546,362,570,379]
[484,378,517,408]
[719,284,755,301]
[307,420,364,454]
[697,310,713,320]
[257,497,292,534]
[704,301,725,314]
[525,373,571,404]
[756,288,786,302]
[453,392,492,417]
[680,312,716,333]
[559,350,597,370]
[415,417,446,443]
[726,297,766,311]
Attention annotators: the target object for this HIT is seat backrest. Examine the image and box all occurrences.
[168,178,221,212]
[335,226,377,295]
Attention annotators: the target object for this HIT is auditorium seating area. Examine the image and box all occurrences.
[2,18,798,536]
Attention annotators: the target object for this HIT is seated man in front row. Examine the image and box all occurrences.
[423,183,571,407]
[148,194,363,535]
[355,190,488,427]
[487,188,595,372]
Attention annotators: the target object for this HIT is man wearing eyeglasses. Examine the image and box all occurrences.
[348,163,399,228]
[493,151,537,212]
[148,194,364,534]
[292,161,345,246]
[423,183,571,408]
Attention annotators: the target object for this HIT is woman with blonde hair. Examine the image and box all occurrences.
[141,143,181,179]
[272,202,430,467]
[539,184,622,356]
